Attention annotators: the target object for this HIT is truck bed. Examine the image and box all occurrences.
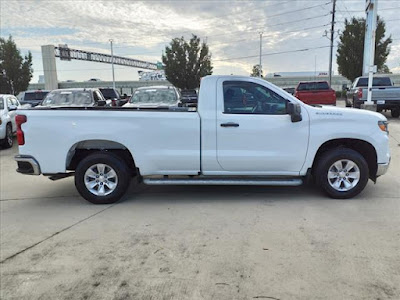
[18,107,201,175]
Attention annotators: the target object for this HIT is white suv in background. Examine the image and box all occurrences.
[0,94,21,148]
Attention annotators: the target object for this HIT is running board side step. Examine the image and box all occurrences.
[143,178,303,186]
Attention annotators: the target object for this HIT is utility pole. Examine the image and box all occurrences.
[328,0,336,87]
[109,39,115,89]
[259,32,263,77]
[363,0,378,107]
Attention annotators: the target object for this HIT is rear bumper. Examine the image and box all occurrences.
[15,155,41,175]
[354,99,400,109]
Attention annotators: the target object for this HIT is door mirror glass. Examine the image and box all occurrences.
[286,102,302,122]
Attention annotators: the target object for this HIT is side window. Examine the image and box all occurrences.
[6,98,12,108]
[223,81,287,115]
[11,97,19,106]
[93,91,100,101]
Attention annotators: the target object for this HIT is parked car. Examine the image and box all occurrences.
[0,94,21,148]
[40,88,111,107]
[123,86,180,108]
[15,75,390,204]
[99,88,128,107]
[294,81,336,105]
[87,78,102,82]
[180,89,198,107]
[346,76,400,118]
[18,90,50,107]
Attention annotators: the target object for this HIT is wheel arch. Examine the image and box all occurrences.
[66,139,138,176]
[312,138,377,181]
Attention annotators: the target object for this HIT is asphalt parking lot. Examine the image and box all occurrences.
[1,105,399,300]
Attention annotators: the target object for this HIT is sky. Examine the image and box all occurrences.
[1,0,400,83]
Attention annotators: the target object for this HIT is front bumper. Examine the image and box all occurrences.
[376,161,390,177]
[15,155,41,175]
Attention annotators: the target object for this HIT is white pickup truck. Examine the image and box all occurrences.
[15,76,390,204]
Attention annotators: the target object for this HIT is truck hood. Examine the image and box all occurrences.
[305,104,387,122]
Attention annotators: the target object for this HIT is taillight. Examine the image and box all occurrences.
[16,115,27,145]
[357,88,363,99]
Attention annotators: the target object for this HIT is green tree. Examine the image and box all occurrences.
[336,17,392,82]
[0,36,33,95]
[250,64,263,77]
[378,64,391,74]
[162,35,212,90]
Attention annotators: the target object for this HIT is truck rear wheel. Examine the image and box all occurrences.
[315,148,369,199]
[1,124,13,148]
[75,152,131,204]
[391,108,400,118]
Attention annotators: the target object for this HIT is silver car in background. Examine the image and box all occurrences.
[123,86,180,108]
[40,88,110,107]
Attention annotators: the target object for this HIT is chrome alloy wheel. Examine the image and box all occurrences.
[327,159,360,192]
[84,163,118,196]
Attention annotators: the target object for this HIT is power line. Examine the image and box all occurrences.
[336,6,400,12]
[214,45,331,62]
[208,23,331,47]
[206,13,331,40]
[111,2,332,47]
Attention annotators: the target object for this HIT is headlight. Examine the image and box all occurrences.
[378,121,388,133]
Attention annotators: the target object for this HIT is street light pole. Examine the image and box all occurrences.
[328,0,336,87]
[365,0,378,106]
[109,39,115,89]
[259,32,263,77]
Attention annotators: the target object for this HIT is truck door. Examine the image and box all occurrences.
[216,79,309,175]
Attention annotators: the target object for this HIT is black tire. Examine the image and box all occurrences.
[1,124,13,148]
[391,108,400,118]
[75,152,131,204]
[315,148,369,199]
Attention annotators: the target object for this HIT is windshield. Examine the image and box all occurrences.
[356,77,392,87]
[297,82,330,91]
[100,88,120,99]
[42,90,93,106]
[0,98,4,110]
[24,91,49,101]
[129,88,178,105]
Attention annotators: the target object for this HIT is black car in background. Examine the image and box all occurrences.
[18,90,50,107]
[99,88,129,106]
[180,89,198,107]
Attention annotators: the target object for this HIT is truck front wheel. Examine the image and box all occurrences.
[315,148,369,199]
[75,152,131,204]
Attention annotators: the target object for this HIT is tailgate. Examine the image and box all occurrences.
[296,90,335,104]
[369,87,400,102]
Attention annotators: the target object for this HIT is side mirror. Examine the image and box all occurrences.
[97,100,107,107]
[8,105,18,111]
[286,102,302,123]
